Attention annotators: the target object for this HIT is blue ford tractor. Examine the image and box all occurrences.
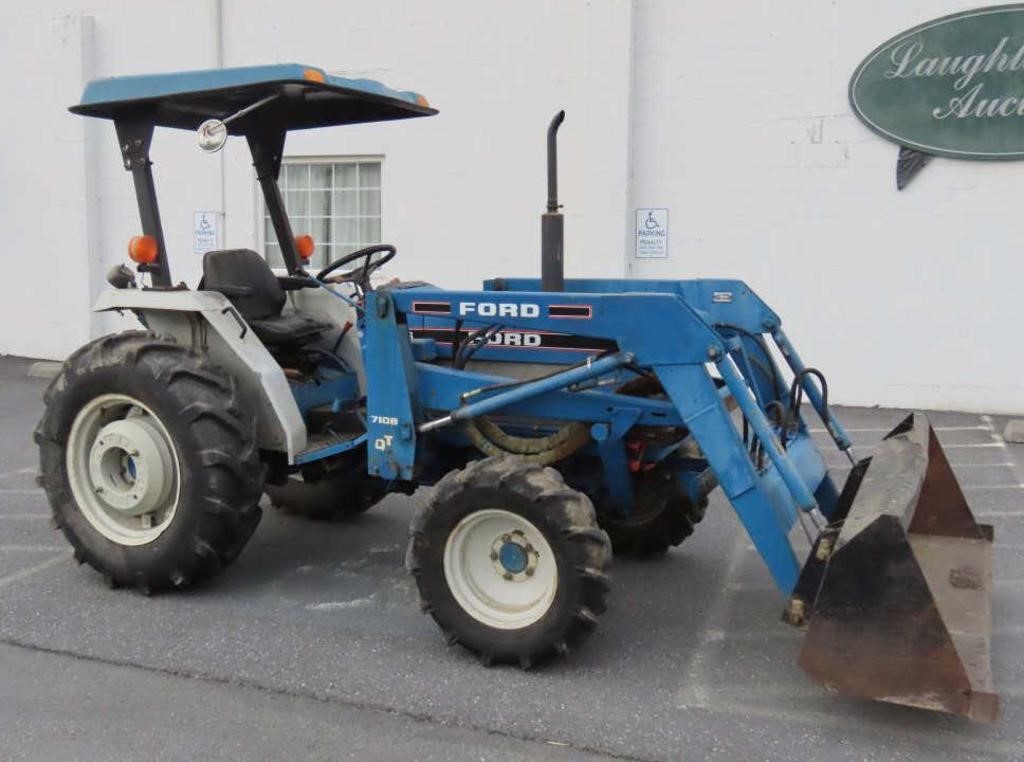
[36,64,999,721]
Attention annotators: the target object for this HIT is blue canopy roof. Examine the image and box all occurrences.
[71,63,436,131]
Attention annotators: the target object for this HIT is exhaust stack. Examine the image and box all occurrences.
[541,110,565,292]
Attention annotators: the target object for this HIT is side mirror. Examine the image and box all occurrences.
[197,119,228,152]
[106,263,137,289]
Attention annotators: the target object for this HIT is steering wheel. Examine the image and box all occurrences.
[316,244,396,291]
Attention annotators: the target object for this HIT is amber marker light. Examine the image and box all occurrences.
[127,235,158,264]
[295,234,315,260]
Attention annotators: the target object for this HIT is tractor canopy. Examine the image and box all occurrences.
[70,63,436,131]
[70,64,435,287]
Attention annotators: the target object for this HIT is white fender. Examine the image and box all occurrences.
[93,288,307,461]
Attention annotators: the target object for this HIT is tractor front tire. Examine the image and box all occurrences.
[407,457,611,668]
[35,332,265,593]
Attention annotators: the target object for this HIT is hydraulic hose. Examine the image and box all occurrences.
[453,340,591,465]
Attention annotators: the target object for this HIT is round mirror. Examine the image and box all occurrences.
[197,119,228,153]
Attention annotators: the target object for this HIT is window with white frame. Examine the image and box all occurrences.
[263,158,382,270]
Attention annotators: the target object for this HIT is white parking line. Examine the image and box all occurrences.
[980,414,1010,448]
[962,484,1024,491]
[942,442,1006,449]
[306,596,376,611]
[677,534,746,708]
[703,627,795,642]
[0,544,63,552]
[0,468,36,481]
[0,514,50,520]
[809,427,887,434]
[0,488,44,495]
[982,414,1024,490]
[0,553,67,589]
[823,459,1013,469]
[725,581,777,593]
[809,425,988,434]
[948,462,1016,468]
[977,510,1024,518]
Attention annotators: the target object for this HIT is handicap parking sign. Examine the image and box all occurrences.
[635,208,668,258]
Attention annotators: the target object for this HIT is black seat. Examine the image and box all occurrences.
[201,249,331,347]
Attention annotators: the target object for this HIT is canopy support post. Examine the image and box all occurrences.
[114,118,172,288]
[247,128,301,274]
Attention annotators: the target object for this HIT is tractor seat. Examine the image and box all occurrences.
[201,249,332,347]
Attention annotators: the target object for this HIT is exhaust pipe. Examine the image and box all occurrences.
[541,110,565,292]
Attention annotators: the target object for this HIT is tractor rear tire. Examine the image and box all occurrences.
[581,375,705,557]
[267,470,387,521]
[407,457,611,668]
[598,468,707,557]
[35,332,265,593]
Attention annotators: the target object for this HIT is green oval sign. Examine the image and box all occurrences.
[851,5,1024,159]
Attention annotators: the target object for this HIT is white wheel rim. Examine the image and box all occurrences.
[66,394,181,546]
[443,508,558,630]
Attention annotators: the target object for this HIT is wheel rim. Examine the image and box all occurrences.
[66,394,181,546]
[443,509,558,630]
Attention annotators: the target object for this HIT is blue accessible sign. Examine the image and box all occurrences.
[635,208,668,259]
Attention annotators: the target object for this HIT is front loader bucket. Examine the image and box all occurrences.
[789,413,999,722]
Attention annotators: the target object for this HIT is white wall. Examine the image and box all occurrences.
[0,1,1020,414]
[0,1,222,353]
[220,0,631,288]
[628,1,1024,413]
[0,12,95,358]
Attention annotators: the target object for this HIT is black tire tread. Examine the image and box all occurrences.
[601,490,706,557]
[582,465,708,558]
[36,331,264,593]
[408,457,612,668]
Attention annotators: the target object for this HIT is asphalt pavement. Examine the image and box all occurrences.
[1,354,1023,761]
